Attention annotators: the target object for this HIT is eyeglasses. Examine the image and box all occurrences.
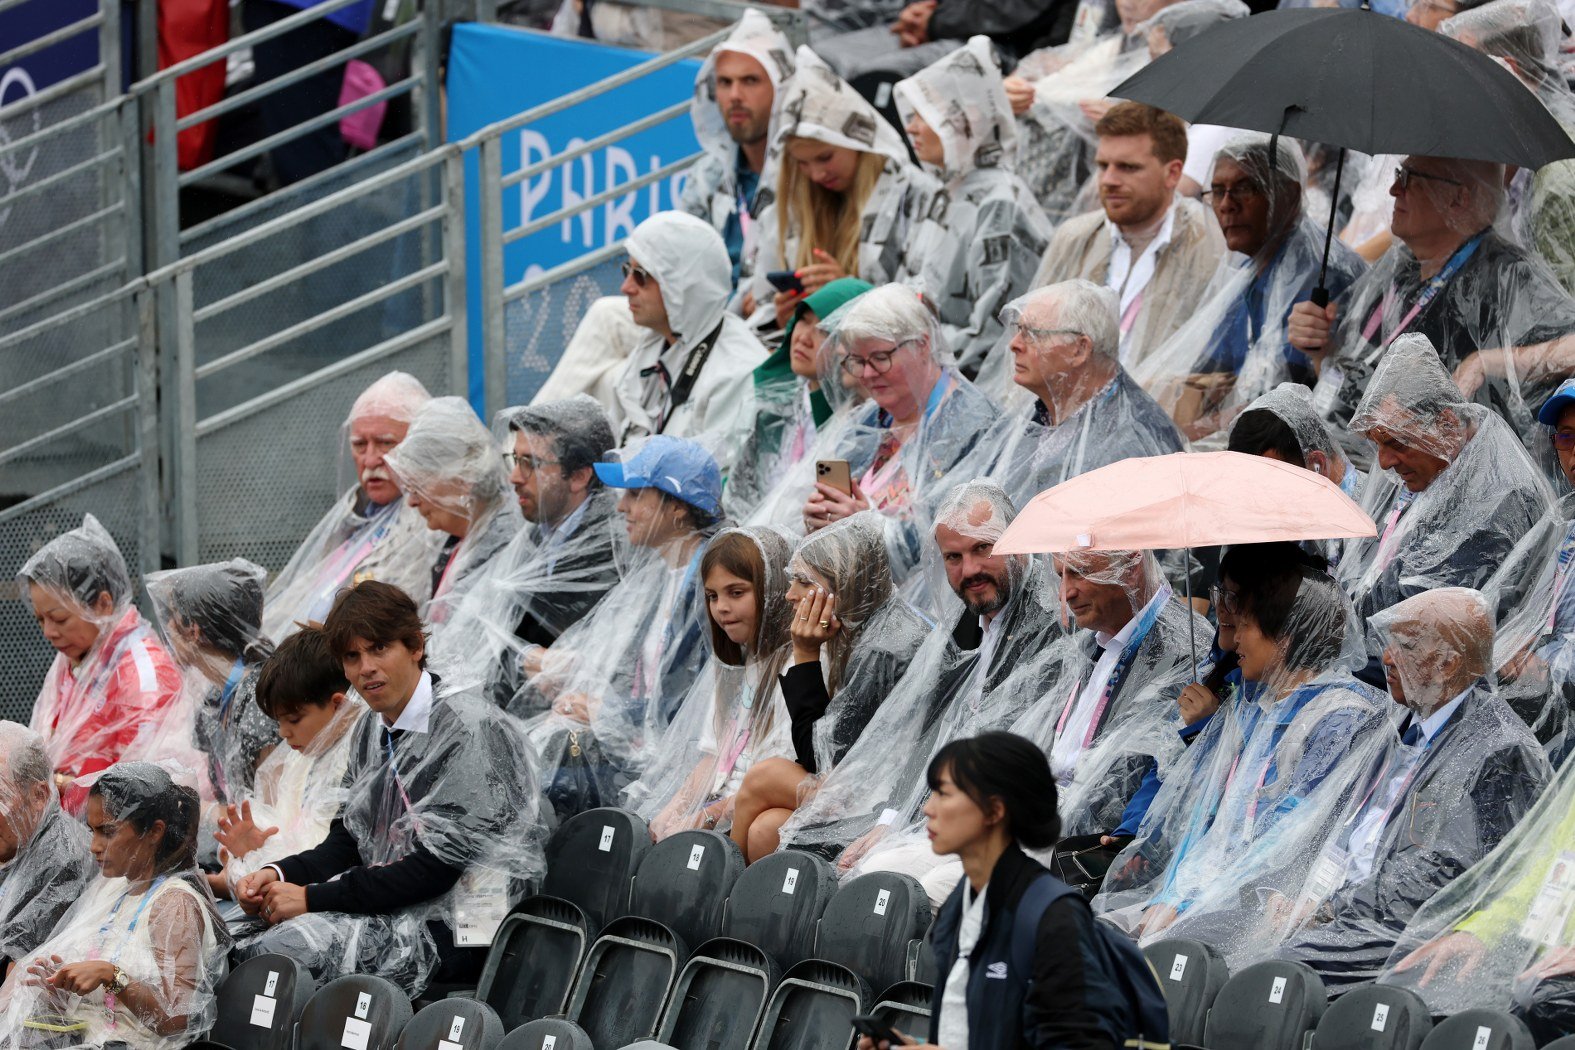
[1204,181,1265,205]
[1392,165,1464,192]
[839,339,920,376]
[502,452,561,473]
[1210,585,1242,615]
[621,261,653,288]
[1553,430,1575,451]
[1005,322,1084,346]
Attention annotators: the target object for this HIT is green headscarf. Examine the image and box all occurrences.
[754,278,874,427]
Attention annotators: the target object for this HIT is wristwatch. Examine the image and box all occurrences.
[108,968,132,996]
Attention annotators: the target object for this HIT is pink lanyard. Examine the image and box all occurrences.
[1119,290,1144,336]
[1373,492,1416,573]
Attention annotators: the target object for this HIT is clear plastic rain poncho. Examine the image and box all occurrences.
[892,37,1054,373]
[20,515,184,786]
[1308,162,1575,455]
[747,47,939,315]
[946,281,1185,513]
[776,482,1064,861]
[1443,0,1575,297]
[425,398,625,701]
[782,512,931,776]
[1094,568,1393,973]
[236,682,546,994]
[1130,133,1367,444]
[513,449,720,818]
[1008,548,1206,840]
[607,213,769,473]
[220,693,367,899]
[677,10,796,281]
[1275,588,1550,989]
[783,284,1001,584]
[0,762,227,1050]
[0,722,94,968]
[262,372,439,643]
[1337,334,1554,626]
[146,559,278,805]
[624,526,797,835]
[383,396,523,625]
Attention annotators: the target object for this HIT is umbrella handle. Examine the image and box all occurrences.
[1312,146,1349,312]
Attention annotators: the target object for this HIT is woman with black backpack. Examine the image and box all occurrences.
[858,731,1169,1050]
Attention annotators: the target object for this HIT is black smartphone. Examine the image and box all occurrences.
[766,269,806,295]
[850,1015,905,1046]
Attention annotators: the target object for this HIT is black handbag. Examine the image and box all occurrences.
[544,727,608,819]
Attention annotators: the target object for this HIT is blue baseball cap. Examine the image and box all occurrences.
[1539,377,1575,425]
[593,435,722,518]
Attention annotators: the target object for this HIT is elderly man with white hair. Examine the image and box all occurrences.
[264,371,440,641]
[1281,588,1550,989]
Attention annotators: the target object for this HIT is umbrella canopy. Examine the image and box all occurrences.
[1109,7,1575,169]
[993,451,1376,555]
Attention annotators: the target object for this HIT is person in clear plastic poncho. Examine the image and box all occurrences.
[1271,588,1550,990]
[1094,562,1393,971]
[678,11,796,285]
[746,47,938,331]
[1289,152,1575,454]
[725,513,931,861]
[383,396,523,627]
[146,560,278,809]
[208,628,366,907]
[263,372,439,643]
[892,36,1054,373]
[513,436,723,820]
[606,213,768,472]
[796,283,1000,585]
[1131,133,1367,444]
[623,526,797,839]
[725,277,875,523]
[20,515,183,797]
[1443,0,1575,298]
[954,280,1183,513]
[0,723,94,973]
[424,397,624,702]
[1337,335,1553,648]
[0,762,227,1050]
[234,582,546,995]
[776,482,1065,904]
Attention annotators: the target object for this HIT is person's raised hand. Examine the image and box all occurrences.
[805,481,870,533]
[891,0,937,47]
[796,250,848,293]
[774,288,804,329]
[215,800,279,860]
[1002,75,1035,116]
[1287,300,1337,355]
[792,588,842,662]
[1178,683,1220,726]
[1392,931,1488,987]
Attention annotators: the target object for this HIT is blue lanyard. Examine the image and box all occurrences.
[217,659,246,722]
[877,369,953,429]
[96,876,168,965]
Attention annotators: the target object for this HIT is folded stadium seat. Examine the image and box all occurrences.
[497,1017,595,1050]
[656,937,781,1050]
[565,916,688,1047]
[628,830,745,949]
[541,808,652,935]
[1201,960,1327,1050]
[869,979,934,1040]
[814,872,932,996]
[723,850,839,968]
[1417,1010,1535,1050]
[1539,1035,1575,1049]
[298,975,414,1050]
[1141,938,1230,1047]
[471,897,593,1030]
[750,958,872,1050]
[1310,984,1432,1050]
[205,953,316,1050]
[395,998,506,1050]
[910,943,938,985]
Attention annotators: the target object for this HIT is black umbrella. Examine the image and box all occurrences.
[1109,6,1575,303]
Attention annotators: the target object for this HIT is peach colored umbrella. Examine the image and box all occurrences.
[993,451,1375,556]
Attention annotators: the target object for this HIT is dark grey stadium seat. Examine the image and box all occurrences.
[724,850,838,968]
[629,829,744,950]
[1311,983,1432,1050]
[749,958,872,1050]
[566,915,688,1047]
[657,937,780,1049]
[1418,1010,1535,1050]
[208,953,316,1050]
[1538,1036,1575,1049]
[473,896,592,1030]
[497,1018,595,1050]
[541,807,651,934]
[395,998,505,1050]
[870,980,933,1042]
[1202,959,1327,1050]
[814,872,931,996]
[1141,938,1228,1047]
[298,975,413,1050]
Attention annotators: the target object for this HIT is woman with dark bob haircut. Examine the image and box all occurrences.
[860,732,1166,1050]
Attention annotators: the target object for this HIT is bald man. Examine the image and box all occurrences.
[1280,588,1551,988]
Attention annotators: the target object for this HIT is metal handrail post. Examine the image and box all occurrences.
[169,271,200,567]
[420,0,445,152]
[99,0,121,99]
[443,151,472,407]
[477,136,507,417]
[134,285,162,576]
